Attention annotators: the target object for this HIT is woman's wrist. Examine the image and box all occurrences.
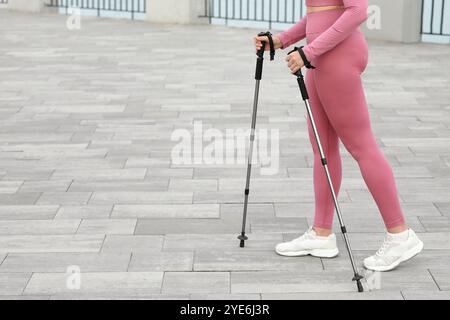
[273,36,283,50]
[275,34,288,50]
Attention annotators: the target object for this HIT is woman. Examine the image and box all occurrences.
[254,0,423,272]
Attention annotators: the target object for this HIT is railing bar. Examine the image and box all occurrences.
[276,0,279,22]
[292,0,295,23]
[239,0,242,19]
[420,0,425,34]
[269,0,272,29]
[262,0,264,22]
[430,0,435,33]
[209,0,212,23]
[232,0,235,19]
[226,0,228,25]
[247,0,249,20]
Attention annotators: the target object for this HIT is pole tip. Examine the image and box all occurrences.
[357,279,364,293]
[239,240,245,248]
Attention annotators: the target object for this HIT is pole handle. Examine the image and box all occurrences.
[255,40,266,80]
[287,47,309,100]
[257,31,275,61]
[296,71,309,101]
[257,40,267,59]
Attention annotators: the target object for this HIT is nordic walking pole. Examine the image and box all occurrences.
[289,47,364,292]
[238,31,276,248]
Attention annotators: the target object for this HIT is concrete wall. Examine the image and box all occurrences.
[146,0,208,24]
[362,0,423,43]
[8,0,47,13]
[8,0,59,13]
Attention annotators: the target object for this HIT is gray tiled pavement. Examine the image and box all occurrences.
[0,10,450,300]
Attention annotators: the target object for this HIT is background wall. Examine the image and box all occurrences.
[362,0,423,43]
[146,0,207,24]
[7,0,46,13]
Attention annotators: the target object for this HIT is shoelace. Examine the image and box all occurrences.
[376,235,394,257]
[294,227,315,242]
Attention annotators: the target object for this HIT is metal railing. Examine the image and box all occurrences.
[201,0,306,29]
[422,0,450,36]
[46,0,146,20]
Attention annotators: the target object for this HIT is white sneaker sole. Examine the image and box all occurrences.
[364,240,424,272]
[275,247,339,258]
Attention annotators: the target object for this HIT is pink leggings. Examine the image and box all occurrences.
[305,11,406,230]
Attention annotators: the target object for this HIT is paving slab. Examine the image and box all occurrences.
[0,205,58,220]
[90,191,193,205]
[190,293,261,300]
[55,206,113,219]
[129,252,194,272]
[0,273,32,296]
[261,291,404,300]
[135,218,241,235]
[101,235,164,253]
[0,253,131,273]
[0,220,80,235]
[0,235,104,253]
[429,268,450,291]
[77,219,137,235]
[112,204,220,219]
[231,271,357,294]
[164,233,283,251]
[162,272,230,294]
[24,272,164,296]
[194,250,322,272]
[50,293,189,300]
[402,290,450,300]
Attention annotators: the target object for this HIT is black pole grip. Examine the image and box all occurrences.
[257,40,266,59]
[255,41,266,80]
[296,71,309,100]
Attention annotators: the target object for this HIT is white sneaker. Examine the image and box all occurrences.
[364,229,424,272]
[275,227,339,258]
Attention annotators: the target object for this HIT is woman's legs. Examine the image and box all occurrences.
[313,54,406,231]
[305,70,343,233]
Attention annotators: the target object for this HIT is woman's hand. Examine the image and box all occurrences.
[254,35,282,53]
[286,50,305,74]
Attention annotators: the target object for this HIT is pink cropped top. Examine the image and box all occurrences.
[278,0,368,62]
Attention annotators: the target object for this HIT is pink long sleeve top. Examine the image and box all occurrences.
[277,0,368,61]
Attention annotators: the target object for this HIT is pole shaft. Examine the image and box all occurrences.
[240,80,261,235]
[304,99,360,275]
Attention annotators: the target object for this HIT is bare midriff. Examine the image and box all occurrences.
[307,5,345,14]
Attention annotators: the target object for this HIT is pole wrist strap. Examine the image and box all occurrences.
[258,31,275,61]
[298,46,315,69]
